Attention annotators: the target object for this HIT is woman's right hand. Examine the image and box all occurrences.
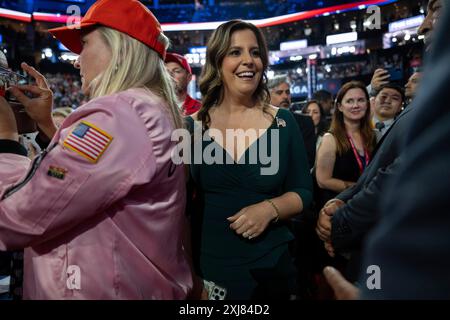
[370,68,390,92]
[227,201,274,240]
[8,62,57,138]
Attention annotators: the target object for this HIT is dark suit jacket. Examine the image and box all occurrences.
[329,3,450,293]
[331,10,450,249]
[361,117,450,298]
[331,2,450,253]
[291,112,316,169]
[330,105,416,251]
[360,5,450,298]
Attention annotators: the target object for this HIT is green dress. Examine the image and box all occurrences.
[187,108,312,299]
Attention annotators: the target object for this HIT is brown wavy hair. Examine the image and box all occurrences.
[303,99,329,136]
[198,20,271,127]
[329,81,375,155]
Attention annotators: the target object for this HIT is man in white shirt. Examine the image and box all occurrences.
[372,84,404,142]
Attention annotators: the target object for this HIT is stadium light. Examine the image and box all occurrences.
[280,39,308,51]
[326,32,358,45]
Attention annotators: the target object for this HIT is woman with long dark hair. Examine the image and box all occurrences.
[188,20,312,299]
[303,99,328,148]
[315,81,376,209]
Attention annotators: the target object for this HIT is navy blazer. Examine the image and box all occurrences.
[331,1,450,255]
[359,4,450,298]
[330,105,415,251]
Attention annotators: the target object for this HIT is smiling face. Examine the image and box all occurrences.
[76,29,112,95]
[220,28,263,102]
[338,88,368,122]
[374,87,403,120]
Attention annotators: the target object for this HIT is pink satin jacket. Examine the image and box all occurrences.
[0,88,193,299]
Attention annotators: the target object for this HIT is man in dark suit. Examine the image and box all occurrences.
[268,75,316,169]
[360,0,450,298]
[323,0,449,299]
[316,0,445,280]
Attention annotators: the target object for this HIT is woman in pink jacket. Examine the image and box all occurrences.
[0,0,192,299]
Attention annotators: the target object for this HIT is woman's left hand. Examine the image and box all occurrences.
[227,201,274,240]
[0,96,19,141]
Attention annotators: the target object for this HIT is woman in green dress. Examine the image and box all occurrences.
[188,20,312,299]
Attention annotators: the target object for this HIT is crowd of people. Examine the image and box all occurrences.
[0,0,423,62]
[0,0,448,301]
[318,62,374,81]
[46,73,86,109]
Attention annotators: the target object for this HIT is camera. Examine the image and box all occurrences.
[0,64,37,134]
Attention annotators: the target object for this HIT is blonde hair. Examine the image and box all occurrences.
[88,26,182,129]
[52,106,73,117]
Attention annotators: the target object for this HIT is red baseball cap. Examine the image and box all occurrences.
[165,52,192,74]
[48,0,166,59]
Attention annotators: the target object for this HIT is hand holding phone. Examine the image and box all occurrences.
[203,279,227,300]
[370,68,390,92]
[8,63,55,138]
[0,64,37,134]
[0,96,19,141]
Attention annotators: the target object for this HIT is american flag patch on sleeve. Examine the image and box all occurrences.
[63,121,113,163]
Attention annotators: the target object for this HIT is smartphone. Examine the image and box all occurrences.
[203,279,227,300]
[387,67,403,81]
[0,65,37,134]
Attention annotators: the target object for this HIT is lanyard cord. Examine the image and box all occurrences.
[347,134,370,174]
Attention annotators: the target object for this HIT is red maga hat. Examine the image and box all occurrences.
[48,0,166,58]
[165,52,192,74]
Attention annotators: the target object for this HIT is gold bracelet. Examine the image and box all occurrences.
[265,199,280,223]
